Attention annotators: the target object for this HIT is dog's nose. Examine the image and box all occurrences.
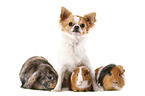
[75,25,79,29]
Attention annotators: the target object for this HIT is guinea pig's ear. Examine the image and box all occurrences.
[73,68,79,73]
[107,71,112,76]
[72,69,77,74]
[73,69,76,72]
[117,65,125,73]
[84,69,89,75]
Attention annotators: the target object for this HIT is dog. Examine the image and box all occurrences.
[52,7,98,91]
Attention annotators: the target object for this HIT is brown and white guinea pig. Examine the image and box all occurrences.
[19,56,58,90]
[95,64,125,91]
[70,66,93,92]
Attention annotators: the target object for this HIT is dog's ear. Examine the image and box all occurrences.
[60,7,72,21]
[84,12,96,28]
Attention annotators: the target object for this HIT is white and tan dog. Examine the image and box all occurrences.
[52,7,98,91]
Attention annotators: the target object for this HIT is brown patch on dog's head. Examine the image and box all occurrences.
[60,7,96,36]
[103,65,125,90]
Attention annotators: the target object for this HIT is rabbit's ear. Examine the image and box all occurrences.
[42,64,58,76]
[22,70,41,88]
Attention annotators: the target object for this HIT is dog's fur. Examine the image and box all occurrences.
[52,7,98,91]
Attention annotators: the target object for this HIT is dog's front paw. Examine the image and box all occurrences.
[93,87,103,92]
[93,85,102,91]
[51,88,61,92]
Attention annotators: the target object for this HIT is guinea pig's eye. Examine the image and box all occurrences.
[119,74,121,77]
[69,22,73,26]
[108,72,112,76]
[77,74,78,76]
[80,24,85,28]
[84,71,89,76]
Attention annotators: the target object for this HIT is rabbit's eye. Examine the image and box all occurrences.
[49,71,53,74]
[38,76,42,80]
[48,76,52,80]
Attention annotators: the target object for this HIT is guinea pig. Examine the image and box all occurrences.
[70,66,92,92]
[19,56,58,90]
[95,64,125,91]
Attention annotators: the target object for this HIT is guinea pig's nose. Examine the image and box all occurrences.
[113,81,118,84]
[75,25,79,29]
[79,81,83,83]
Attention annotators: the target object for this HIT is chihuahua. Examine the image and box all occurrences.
[52,7,98,91]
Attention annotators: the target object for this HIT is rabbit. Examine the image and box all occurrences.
[95,64,125,91]
[19,56,58,90]
[69,66,93,92]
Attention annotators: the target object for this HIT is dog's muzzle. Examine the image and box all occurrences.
[71,24,82,33]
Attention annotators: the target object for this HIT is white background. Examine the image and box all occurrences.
[0,0,145,96]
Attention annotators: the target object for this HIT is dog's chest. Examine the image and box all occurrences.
[60,35,86,67]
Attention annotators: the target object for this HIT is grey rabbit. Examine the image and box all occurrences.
[19,56,58,90]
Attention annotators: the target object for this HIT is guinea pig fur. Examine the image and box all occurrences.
[19,56,58,90]
[70,66,92,92]
[95,64,125,91]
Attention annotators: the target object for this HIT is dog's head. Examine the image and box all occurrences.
[60,7,96,36]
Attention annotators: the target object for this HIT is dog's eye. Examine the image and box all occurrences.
[80,24,85,28]
[69,22,73,26]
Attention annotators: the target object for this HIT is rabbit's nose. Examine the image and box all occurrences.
[113,81,118,84]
